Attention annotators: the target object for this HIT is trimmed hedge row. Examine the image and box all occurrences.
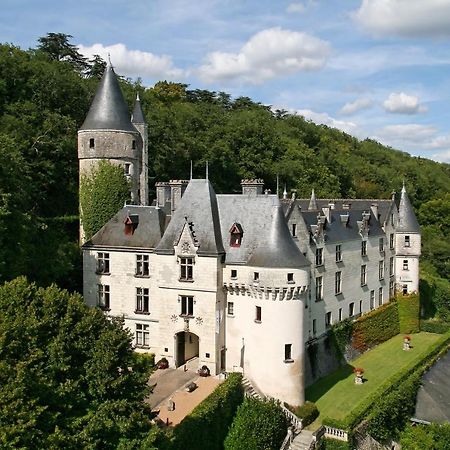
[398,293,420,334]
[420,319,450,334]
[322,332,450,432]
[170,373,244,450]
[292,401,319,427]
[319,438,350,450]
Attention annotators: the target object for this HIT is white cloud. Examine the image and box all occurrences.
[296,109,358,135]
[353,0,450,37]
[431,149,450,163]
[287,3,305,13]
[377,124,437,142]
[339,97,373,115]
[197,27,330,84]
[383,92,427,114]
[78,43,184,80]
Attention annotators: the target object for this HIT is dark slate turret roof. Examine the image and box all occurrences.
[131,93,146,124]
[155,179,225,256]
[80,65,136,132]
[83,205,165,249]
[397,185,420,233]
[217,195,309,268]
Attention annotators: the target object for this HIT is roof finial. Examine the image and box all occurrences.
[107,53,112,67]
[283,184,287,200]
[276,174,279,198]
[206,161,209,180]
[190,160,193,180]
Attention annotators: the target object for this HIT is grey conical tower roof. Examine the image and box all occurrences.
[397,185,420,233]
[80,65,135,132]
[248,206,309,268]
[308,189,318,210]
[131,93,146,124]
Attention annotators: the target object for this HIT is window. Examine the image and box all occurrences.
[136,254,149,277]
[390,233,394,249]
[379,237,384,252]
[390,257,394,276]
[335,244,342,262]
[403,259,409,270]
[361,240,367,256]
[338,308,342,321]
[284,344,293,361]
[379,260,384,280]
[402,284,408,295]
[378,287,383,306]
[405,235,410,247]
[89,138,95,149]
[359,300,363,314]
[349,302,355,317]
[231,269,237,279]
[389,280,395,298]
[132,140,136,150]
[98,284,110,310]
[315,248,323,266]
[287,273,294,283]
[254,272,260,282]
[315,276,323,301]
[135,323,149,348]
[96,252,110,274]
[255,306,262,323]
[180,257,194,281]
[292,223,297,237]
[370,290,375,310]
[229,223,243,247]
[361,265,367,286]
[325,312,332,328]
[391,213,395,226]
[227,301,234,316]
[124,163,131,176]
[136,287,149,314]
[335,271,342,294]
[312,319,317,335]
[180,295,194,316]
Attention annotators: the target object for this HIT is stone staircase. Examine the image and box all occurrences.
[242,376,264,399]
[288,429,315,450]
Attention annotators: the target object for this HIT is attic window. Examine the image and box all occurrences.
[124,214,139,235]
[89,138,95,149]
[229,223,243,247]
[132,140,136,150]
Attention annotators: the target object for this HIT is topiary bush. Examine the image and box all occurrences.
[420,319,450,334]
[224,397,288,450]
[398,293,420,334]
[293,401,319,427]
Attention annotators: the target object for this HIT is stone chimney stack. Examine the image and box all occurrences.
[155,182,171,208]
[241,179,264,196]
[370,203,379,221]
[169,180,189,214]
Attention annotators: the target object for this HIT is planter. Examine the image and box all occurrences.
[157,358,169,369]
[198,365,210,377]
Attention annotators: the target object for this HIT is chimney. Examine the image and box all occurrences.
[155,182,171,208]
[241,179,264,196]
[329,200,335,210]
[169,180,189,214]
[322,206,331,223]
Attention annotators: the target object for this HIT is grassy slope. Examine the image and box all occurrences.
[305,332,443,426]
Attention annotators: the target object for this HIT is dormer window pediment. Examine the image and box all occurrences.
[229,222,243,247]
[124,214,139,235]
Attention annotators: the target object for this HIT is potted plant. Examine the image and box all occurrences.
[198,365,210,377]
[157,357,169,369]
[403,336,411,350]
[354,367,364,384]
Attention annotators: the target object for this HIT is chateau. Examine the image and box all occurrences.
[79,65,421,405]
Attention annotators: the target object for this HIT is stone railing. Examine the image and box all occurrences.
[324,425,348,441]
[279,427,294,450]
[223,282,307,301]
[280,404,303,432]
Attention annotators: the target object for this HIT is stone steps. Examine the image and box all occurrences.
[289,429,314,450]
[241,376,262,399]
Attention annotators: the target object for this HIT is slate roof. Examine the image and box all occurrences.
[131,94,146,124]
[80,66,136,133]
[413,350,450,424]
[155,179,225,256]
[217,194,309,268]
[83,205,165,249]
[301,209,385,243]
[397,185,420,233]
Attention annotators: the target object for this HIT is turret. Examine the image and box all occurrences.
[394,184,421,294]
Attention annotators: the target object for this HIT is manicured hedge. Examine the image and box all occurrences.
[293,401,319,427]
[171,373,244,450]
[352,302,400,352]
[398,293,420,334]
[319,438,350,450]
[420,319,450,334]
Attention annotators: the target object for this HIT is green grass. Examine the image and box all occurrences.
[305,332,444,427]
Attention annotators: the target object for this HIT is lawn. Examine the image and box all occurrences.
[305,332,445,427]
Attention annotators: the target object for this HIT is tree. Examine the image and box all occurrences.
[0,277,155,449]
[86,54,107,79]
[400,423,450,450]
[80,161,130,240]
[224,397,288,450]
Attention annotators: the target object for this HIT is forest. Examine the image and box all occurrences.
[0,34,448,306]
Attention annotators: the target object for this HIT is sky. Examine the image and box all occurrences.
[2,0,450,163]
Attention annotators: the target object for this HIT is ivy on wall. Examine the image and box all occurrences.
[79,161,130,240]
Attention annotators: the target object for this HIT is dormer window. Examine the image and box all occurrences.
[124,214,139,235]
[89,138,95,149]
[229,223,243,247]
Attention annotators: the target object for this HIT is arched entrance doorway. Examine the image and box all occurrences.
[175,331,199,367]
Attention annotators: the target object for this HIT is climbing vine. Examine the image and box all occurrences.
[79,161,130,240]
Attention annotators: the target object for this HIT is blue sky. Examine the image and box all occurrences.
[3,0,450,163]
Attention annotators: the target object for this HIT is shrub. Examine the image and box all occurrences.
[171,373,244,450]
[420,319,450,334]
[294,401,319,427]
[224,397,288,450]
[400,423,450,450]
[131,352,155,376]
[398,293,420,333]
